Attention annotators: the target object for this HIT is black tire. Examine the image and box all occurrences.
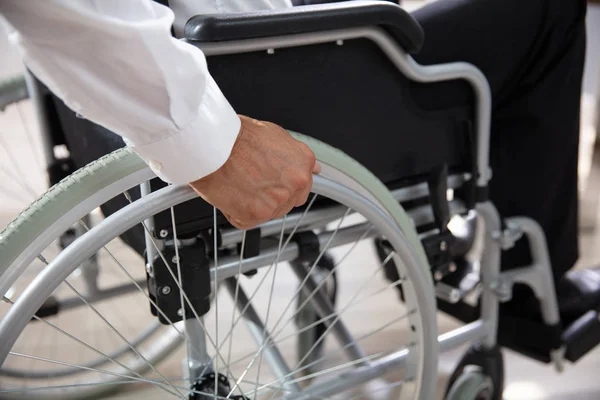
[446,367,494,400]
[445,344,504,400]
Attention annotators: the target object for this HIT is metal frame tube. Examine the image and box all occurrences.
[476,202,502,348]
[184,318,212,386]
[500,217,559,325]
[224,278,301,393]
[283,320,489,400]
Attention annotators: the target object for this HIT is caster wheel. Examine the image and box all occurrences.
[445,366,494,400]
[445,344,504,400]
[293,253,337,378]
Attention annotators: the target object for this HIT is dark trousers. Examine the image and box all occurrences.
[56,0,587,282]
[412,0,587,282]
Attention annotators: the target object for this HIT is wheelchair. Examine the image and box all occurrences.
[1,1,598,399]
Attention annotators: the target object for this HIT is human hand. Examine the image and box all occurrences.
[188,115,320,230]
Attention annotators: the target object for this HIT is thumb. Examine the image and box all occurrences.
[313,161,321,175]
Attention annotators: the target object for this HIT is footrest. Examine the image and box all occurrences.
[497,314,562,364]
[563,310,600,362]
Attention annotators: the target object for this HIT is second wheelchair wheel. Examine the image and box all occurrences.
[445,344,504,400]
[445,366,493,400]
[0,133,438,399]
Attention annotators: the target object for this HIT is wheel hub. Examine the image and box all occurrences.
[190,372,250,400]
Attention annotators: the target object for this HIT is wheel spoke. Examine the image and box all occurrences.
[7,352,182,397]
[214,206,220,397]
[15,103,44,173]
[77,219,188,343]
[268,224,373,343]
[30,256,184,397]
[225,230,246,374]
[250,216,287,398]
[209,260,408,380]
[123,191,240,392]
[198,195,320,385]
[267,250,398,399]
[254,308,415,398]
[62,280,186,398]
[0,133,39,199]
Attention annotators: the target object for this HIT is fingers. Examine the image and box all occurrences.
[294,172,313,207]
[271,197,297,220]
[224,213,259,231]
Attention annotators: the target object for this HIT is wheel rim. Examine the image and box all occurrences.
[3,173,432,398]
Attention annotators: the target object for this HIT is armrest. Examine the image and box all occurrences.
[184,1,424,54]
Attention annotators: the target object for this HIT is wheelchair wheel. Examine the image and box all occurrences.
[444,344,504,400]
[0,133,437,399]
[445,366,493,400]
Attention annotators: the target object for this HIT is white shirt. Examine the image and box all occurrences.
[0,0,292,184]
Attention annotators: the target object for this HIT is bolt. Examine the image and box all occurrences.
[440,241,447,251]
[146,263,153,275]
[161,286,171,295]
[267,48,275,54]
[159,229,168,238]
[434,271,443,281]
[177,308,184,317]
[336,39,344,46]
[171,255,179,264]
[448,262,457,273]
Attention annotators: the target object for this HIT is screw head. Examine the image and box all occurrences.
[171,255,179,264]
[145,263,153,275]
[159,229,168,238]
[177,308,184,317]
[161,286,171,295]
[448,262,457,273]
[434,271,443,281]
[440,241,448,251]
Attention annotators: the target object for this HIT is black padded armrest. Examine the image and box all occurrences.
[184,1,424,54]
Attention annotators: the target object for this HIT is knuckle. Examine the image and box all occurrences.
[299,143,315,159]
[272,188,291,204]
[291,172,310,189]
[248,202,272,221]
[306,148,316,164]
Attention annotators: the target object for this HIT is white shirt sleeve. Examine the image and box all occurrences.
[0,0,291,185]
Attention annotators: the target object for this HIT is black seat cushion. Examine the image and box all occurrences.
[184,1,424,54]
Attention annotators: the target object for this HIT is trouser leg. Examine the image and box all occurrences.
[412,0,587,281]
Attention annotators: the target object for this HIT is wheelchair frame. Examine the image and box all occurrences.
[0,12,567,398]
[186,24,562,368]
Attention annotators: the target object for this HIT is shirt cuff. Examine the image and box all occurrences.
[128,77,241,185]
